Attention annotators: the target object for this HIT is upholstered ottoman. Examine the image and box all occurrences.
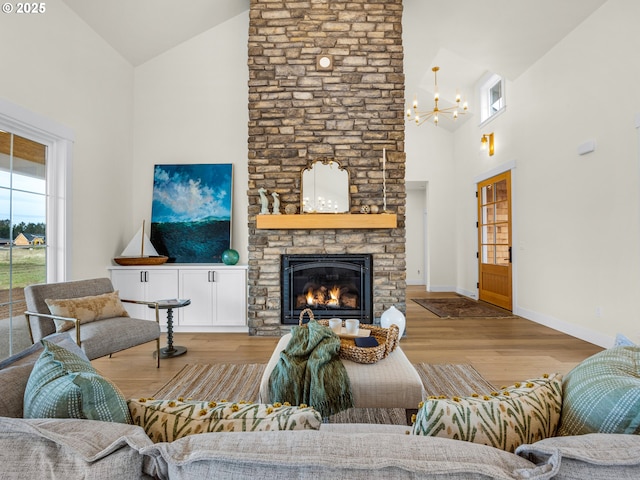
[259,333,425,409]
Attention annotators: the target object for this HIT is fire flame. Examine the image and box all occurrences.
[327,285,341,306]
[306,289,315,305]
[305,285,342,307]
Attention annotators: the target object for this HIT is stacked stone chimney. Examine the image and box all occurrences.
[247,0,406,335]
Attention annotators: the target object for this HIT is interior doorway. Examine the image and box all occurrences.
[477,171,512,310]
[405,182,427,286]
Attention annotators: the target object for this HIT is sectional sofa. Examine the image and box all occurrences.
[1,332,639,479]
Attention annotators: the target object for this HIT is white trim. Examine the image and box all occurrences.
[515,305,611,348]
[473,159,516,184]
[479,105,507,130]
[456,287,477,300]
[423,209,428,286]
[428,285,457,292]
[0,98,74,141]
[0,97,74,281]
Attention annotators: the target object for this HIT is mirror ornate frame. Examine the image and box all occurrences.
[301,158,350,213]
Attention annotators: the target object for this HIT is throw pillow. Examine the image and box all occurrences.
[558,346,640,436]
[614,333,636,347]
[128,398,322,442]
[45,290,129,333]
[23,339,131,424]
[411,373,563,453]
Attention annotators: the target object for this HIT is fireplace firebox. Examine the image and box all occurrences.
[281,254,373,325]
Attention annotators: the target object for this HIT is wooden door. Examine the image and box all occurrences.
[477,171,512,310]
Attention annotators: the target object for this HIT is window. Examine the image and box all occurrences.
[479,72,506,125]
[0,99,73,359]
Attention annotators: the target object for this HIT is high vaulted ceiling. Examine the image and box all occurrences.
[61,0,607,129]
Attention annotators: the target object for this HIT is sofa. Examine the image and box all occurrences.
[1,332,640,480]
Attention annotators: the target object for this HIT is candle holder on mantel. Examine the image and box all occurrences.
[382,148,388,212]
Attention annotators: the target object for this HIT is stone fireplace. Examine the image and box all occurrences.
[247,0,406,335]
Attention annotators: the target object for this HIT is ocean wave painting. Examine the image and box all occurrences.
[150,164,233,263]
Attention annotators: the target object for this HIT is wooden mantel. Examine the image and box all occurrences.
[256,213,397,230]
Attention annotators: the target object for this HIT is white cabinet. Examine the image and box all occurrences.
[110,268,178,326]
[109,265,247,332]
[179,268,247,327]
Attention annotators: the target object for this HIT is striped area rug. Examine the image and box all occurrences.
[152,362,495,425]
[153,363,266,402]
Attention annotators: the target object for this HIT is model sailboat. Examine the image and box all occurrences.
[113,220,169,265]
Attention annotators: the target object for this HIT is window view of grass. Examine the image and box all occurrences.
[0,247,46,320]
[0,247,46,287]
[0,247,45,359]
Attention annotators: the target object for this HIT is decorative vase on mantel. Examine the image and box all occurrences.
[380,305,406,338]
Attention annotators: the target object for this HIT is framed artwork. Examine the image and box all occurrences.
[150,163,233,263]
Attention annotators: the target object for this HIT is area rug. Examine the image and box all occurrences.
[413,297,514,318]
[152,362,496,425]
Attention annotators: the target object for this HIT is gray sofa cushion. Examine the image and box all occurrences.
[0,332,87,418]
[0,417,155,479]
[68,316,160,360]
[516,433,640,479]
[147,430,556,480]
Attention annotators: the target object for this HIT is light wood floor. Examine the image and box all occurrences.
[93,286,603,399]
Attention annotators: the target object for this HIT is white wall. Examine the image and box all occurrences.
[405,124,458,291]
[408,0,640,347]
[405,185,426,285]
[133,12,250,263]
[0,0,134,279]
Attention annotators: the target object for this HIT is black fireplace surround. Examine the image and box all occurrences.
[281,254,373,325]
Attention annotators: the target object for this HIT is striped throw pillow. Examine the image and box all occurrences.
[558,346,640,436]
[411,374,563,452]
[128,398,322,442]
[23,340,131,424]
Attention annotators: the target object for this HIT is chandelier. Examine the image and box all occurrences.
[406,66,468,126]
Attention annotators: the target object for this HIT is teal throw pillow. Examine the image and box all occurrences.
[23,339,131,424]
[558,346,640,436]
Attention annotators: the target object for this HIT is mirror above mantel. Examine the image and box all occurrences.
[301,158,349,213]
[255,156,397,230]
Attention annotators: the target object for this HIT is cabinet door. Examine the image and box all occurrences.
[179,269,214,326]
[212,269,246,326]
[111,270,148,319]
[145,270,180,326]
[111,269,178,323]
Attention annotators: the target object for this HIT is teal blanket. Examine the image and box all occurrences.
[268,320,353,417]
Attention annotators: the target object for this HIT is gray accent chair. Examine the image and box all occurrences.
[24,277,161,367]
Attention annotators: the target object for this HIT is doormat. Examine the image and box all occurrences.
[412,297,515,318]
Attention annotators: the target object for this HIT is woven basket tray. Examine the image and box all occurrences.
[299,309,399,364]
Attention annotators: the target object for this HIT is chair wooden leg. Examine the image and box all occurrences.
[156,338,160,368]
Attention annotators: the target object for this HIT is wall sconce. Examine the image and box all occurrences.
[481,133,495,156]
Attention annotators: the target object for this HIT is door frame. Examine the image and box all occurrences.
[474,160,517,311]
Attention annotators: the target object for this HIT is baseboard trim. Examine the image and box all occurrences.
[428,285,457,293]
[455,287,478,300]
[515,306,612,348]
